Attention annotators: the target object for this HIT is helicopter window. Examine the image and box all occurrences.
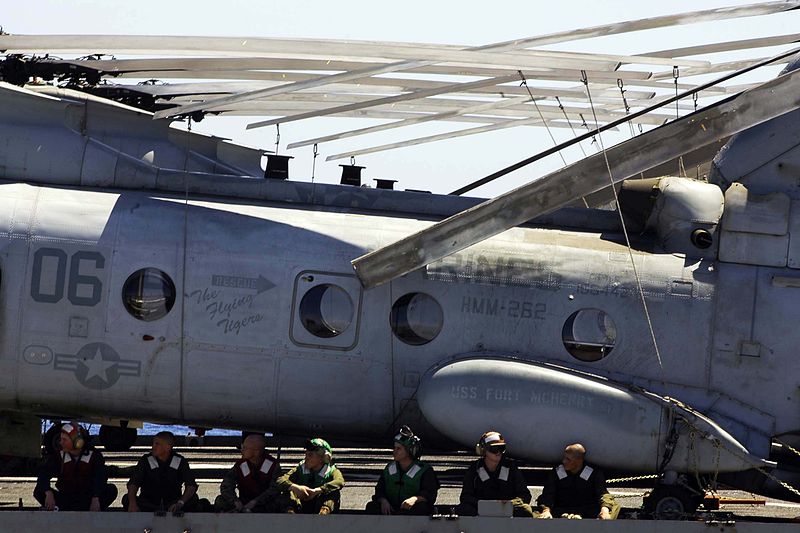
[390,292,443,346]
[299,284,354,338]
[562,309,616,362]
[122,268,176,322]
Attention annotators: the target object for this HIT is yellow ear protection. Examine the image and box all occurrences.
[61,422,85,450]
[394,425,422,460]
[475,431,506,456]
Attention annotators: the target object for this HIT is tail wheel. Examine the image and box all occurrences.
[644,485,700,520]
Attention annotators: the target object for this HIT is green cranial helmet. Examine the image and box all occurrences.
[394,425,421,459]
[305,437,333,463]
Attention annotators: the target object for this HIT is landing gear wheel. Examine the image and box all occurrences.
[644,485,700,520]
[654,495,688,520]
[99,425,137,451]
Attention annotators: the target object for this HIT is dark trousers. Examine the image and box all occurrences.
[365,498,432,516]
[213,494,281,513]
[122,492,200,512]
[34,484,117,511]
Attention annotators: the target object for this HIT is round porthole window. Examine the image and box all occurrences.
[562,308,617,362]
[300,284,354,338]
[122,268,176,322]
[390,292,443,346]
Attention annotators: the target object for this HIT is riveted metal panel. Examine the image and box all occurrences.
[722,183,790,235]
[719,230,788,267]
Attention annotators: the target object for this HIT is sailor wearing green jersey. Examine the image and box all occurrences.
[273,438,344,514]
[366,426,440,515]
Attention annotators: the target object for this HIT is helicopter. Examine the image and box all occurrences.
[1,1,800,516]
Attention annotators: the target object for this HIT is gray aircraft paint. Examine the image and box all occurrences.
[1,77,800,499]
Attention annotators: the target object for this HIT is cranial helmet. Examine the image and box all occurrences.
[61,422,86,450]
[394,425,422,459]
[476,430,506,456]
[305,437,333,464]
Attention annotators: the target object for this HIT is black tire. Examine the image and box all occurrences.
[99,425,137,452]
[643,485,699,520]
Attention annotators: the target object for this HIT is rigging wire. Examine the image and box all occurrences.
[581,69,664,370]
[178,116,192,421]
[518,71,588,207]
[554,96,588,158]
[579,113,599,150]
[617,78,637,138]
[450,45,800,196]
[311,143,318,184]
[518,71,568,168]
[673,65,681,119]
[673,66,687,176]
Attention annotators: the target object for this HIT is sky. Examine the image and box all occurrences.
[4,0,800,197]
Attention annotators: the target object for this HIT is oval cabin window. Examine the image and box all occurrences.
[562,308,617,362]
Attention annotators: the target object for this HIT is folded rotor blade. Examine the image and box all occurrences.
[477,1,800,50]
[149,1,794,119]
[643,33,800,58]
[351,66,800,289]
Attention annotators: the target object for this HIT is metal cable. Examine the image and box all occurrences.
[775,437,800,458]
[617,79,636,138]
[673,65,680,119]
[518,71,588,207]
[311,142,318,183]
[450,46,800,196]
[555,96,588,158]
[670,398,800,499]
[582,69,664,369]
[518,71,568,167]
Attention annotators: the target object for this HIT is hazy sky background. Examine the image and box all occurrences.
[4,1,800,197]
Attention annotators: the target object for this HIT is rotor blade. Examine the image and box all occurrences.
[473,1,800,50]
[287,96,533,149]
[650,57,790,80]
[351,65,800,289]
[323,106,665,162]
[71,56,655,82]
[151,58,431,119]
[149,0,789,119]
[643,33,800,59]
[245,74,522,129]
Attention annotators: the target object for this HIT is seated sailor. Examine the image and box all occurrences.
[365,425,439,515]
[34,422,118,511]
[272,437,345,514]
[457,430,533,517]
[215,433,282,512]
[123,431,201,512]
[536,443,619,519]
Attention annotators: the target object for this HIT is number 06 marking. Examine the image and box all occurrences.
[31,248,105,306]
